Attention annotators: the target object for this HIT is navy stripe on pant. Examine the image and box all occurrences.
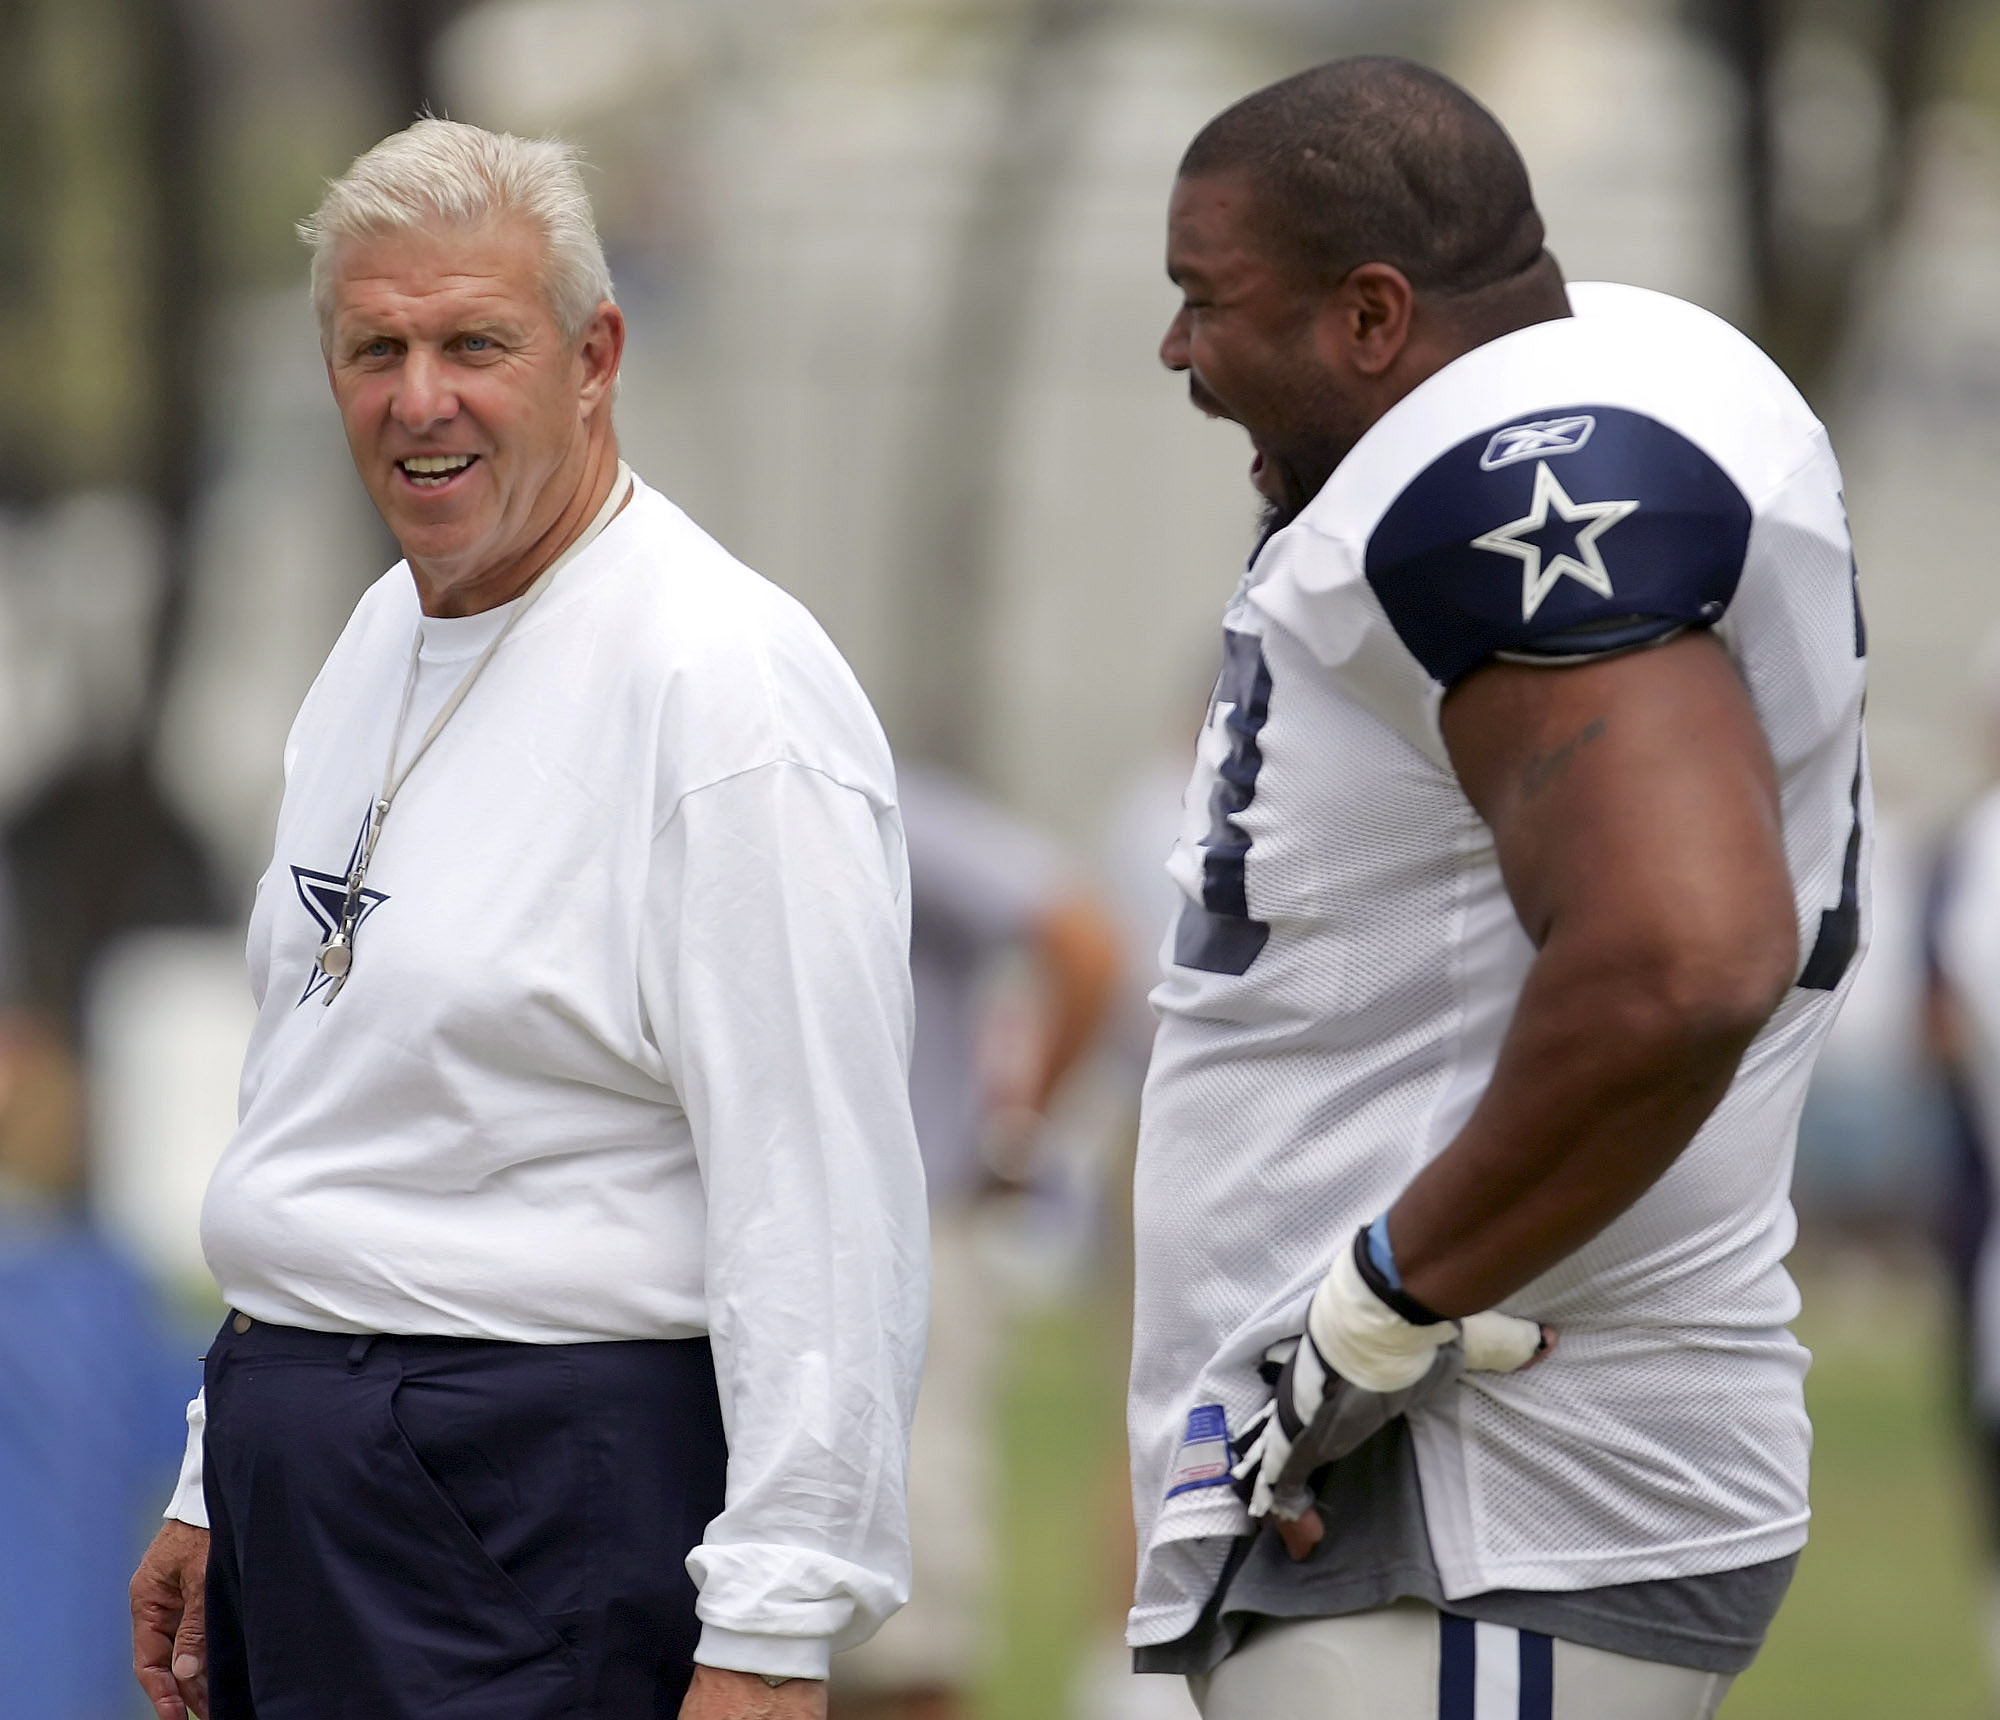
[1439,1613,1555,1720]
[202,1315,728,1720]
[1518,1627,1553,1717]
[1440,1613,1476,1718]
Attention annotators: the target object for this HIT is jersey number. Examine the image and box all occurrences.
[1798,743,1863,991]
[1799,544,1865,991]
[1175,631,1272,976]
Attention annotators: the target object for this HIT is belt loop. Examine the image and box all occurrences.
[346,1334,379,1371]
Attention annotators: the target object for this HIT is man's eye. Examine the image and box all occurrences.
[461,335,494,352]
[361,339,395,359]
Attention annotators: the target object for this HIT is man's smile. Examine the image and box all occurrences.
[395,453,479,490]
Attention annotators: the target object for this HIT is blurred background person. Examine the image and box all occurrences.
[1923,626,2000,1694]
[833,761,1119,1720]
[0,853,195,1720]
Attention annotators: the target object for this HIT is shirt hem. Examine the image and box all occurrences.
[1128,1514,1811,1653]
[1133,1550,1793,1678]
[1449,1575,1791,1675]
[1136,1528,1808,1680]
[1435,1513,1811,1599]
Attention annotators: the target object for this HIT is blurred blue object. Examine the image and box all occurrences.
[0,1205,200,1718]
[1794,1065,1953,1226]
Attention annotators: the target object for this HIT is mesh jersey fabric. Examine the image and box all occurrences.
[1128,284,1869,1646]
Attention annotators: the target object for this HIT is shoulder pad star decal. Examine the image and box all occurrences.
[1470,460,1639,621]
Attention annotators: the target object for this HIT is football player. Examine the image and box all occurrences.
[1126,58,1866,1719]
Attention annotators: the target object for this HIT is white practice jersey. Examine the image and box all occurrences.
[1129,284,1869,1646]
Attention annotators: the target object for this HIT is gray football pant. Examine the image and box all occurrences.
[1188,1599,1732,1720]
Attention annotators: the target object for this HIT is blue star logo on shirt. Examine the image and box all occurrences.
[1470,461,1639,621]
[290,813,388,1005]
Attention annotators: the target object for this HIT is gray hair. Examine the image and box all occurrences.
[300,118,614,347]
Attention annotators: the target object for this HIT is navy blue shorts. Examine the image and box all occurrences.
[202,1315,728,1720]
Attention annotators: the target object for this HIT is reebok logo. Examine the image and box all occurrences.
[1479,414,1597,471]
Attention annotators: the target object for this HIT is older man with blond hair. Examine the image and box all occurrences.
[128,120,927,1720]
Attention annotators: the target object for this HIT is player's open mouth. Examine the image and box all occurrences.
[397,454,478,489]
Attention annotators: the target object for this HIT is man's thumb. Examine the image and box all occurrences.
[1460,1311,1552,1373]
[171,1594,205,1682]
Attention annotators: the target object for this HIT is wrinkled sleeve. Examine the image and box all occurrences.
[643,760,928,1682]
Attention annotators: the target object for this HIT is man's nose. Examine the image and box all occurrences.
[1159,307,1191,372]
[392,349,459,433]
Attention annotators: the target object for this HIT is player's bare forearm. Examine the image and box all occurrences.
[1389,631,1798,1316]
[1387,918,1765,1313]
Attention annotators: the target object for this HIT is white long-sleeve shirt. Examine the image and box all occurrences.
[164,477,929,1680]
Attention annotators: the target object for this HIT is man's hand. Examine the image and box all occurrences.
[679,1665,827,1719]
[131,1520,209,1720]
[1232,1226,1550,1558]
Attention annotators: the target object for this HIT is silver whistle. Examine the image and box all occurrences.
[317,931,354,1002]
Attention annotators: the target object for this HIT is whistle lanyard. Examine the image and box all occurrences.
[316,462,634,1002]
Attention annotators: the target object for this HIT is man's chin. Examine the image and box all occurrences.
[1251,455,1307,535]
[1258,494,1300,537]
[1254,438,1346,534]
[385,516,486,571]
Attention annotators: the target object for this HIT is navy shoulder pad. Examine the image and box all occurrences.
[1363,405,1752,686]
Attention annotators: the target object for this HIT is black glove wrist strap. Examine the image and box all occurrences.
[1352,1223,1449,1328]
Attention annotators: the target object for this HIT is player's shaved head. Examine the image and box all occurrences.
[1180,57,1556,311]
[1162,58,1568,527]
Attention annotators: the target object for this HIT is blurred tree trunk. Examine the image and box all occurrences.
[0,0,44,502]
[891,0,1444,778]
[141,0,203,724]
[4,0,225,1036]
[373,0,478,126]
[1688,0,1952,403]
[891,0,1109,777]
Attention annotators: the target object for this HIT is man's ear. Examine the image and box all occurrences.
[577,302,627,414]
[1331,262,1416,378]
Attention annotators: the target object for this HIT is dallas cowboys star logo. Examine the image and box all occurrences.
[290,811,389,1005]
[1469,460,1639,622]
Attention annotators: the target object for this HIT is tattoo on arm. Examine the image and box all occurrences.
[1521,717,1607,802]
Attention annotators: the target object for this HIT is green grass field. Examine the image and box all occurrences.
[1728,1259,1990,1718]
[982,1255,1994,1720]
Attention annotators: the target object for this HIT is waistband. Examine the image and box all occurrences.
[212,1311,713,1368]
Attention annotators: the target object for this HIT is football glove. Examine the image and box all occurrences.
[1230,1224,1549,1523]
